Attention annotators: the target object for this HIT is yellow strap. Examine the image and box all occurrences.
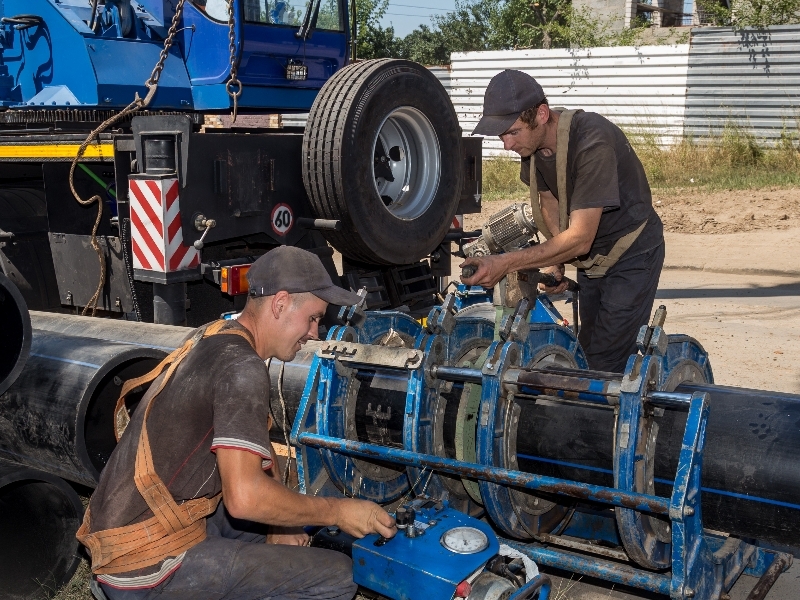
[574,219,649,278]
[530,109,645,278]
[528,109,583,241]
[555,110,582,233]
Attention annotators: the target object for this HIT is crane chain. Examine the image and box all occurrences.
[68,0,187,316]
[226,0,243,123]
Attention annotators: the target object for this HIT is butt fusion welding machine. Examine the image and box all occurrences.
[272,204,795,600]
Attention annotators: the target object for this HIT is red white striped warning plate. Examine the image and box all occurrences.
[129,178,200,273]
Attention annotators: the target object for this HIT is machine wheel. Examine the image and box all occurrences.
[303,59,462,265]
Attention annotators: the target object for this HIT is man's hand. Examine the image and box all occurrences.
[267,526,310,546]
[539,264,567,295]
[336,498,397,540]
[460,255,510,288]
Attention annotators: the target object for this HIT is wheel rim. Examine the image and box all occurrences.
[372,106,441,220]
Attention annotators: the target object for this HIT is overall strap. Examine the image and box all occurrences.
[528,109,583,240]
[80,321,256,575]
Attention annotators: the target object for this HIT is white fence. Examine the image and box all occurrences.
[445,45,691,155]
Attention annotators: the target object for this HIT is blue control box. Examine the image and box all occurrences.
[352,499,499,600]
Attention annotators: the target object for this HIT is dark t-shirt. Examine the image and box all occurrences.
[89,321,272,589]
[520,111,663,259]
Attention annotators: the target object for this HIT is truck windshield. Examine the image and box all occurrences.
[194,0,344,31]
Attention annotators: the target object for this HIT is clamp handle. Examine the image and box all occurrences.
[193,213,216,250]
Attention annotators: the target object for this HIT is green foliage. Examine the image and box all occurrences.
[355,0,405,59]
[482,155,529,201]
[399,0,499,64]
[697,0,800,27]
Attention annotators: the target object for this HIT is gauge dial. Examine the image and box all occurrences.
[440,527,489,554]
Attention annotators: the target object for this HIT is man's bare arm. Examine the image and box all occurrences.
[217,448,397,539]
[461,207,603,289]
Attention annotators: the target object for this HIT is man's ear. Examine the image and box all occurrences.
[272,291,290,319]
[538,104,550,126]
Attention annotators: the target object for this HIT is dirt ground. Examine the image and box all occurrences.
[466,186,800,234]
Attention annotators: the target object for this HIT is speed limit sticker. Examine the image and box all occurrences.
[271,203,293,236]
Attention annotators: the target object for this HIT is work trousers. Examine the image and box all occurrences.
[576,241,665,373]
[99,503,357,600]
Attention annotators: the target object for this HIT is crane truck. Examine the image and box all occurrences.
[0,0,482,326]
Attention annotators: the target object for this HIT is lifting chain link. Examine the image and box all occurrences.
[226,0,243,123]
[68,0,187,316]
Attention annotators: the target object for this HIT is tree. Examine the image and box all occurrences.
[397,0,499,64]
[698,0,800,27]
[355,0,404,59]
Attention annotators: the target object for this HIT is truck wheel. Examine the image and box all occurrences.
[303,59,462,265]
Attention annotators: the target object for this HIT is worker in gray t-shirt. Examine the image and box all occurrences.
[462,69,664,373]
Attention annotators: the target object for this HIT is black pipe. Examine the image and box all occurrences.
[0,271,31,396]
[513,383,800,550]
[0,329,168,486]
[0,459,84,599]
[30,311,190,352]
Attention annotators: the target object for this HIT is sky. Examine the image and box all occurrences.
[379,0,458,37]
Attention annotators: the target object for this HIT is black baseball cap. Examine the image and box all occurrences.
[246,246,361,306]
[473,70,546,137]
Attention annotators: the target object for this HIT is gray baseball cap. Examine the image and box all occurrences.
[246,246,361,306]
[473,70,546,137]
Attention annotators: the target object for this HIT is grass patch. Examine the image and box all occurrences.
[482,155,529,201]
[51,559,92,600]
[481,122,800,200]
[631,122,800,191]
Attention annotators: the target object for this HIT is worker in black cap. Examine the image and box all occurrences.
[461,70,664,372]
[80,246,396,600]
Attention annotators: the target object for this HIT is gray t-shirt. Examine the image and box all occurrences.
[520,111,663,259]
[88,321,272,589]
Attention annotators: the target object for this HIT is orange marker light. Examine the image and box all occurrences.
[220,264,251,296]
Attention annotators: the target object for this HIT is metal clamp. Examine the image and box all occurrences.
[317,341,423,370]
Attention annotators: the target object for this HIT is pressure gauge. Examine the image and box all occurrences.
[440,527,489,554]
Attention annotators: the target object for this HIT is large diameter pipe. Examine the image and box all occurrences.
[0,272,32,396]
[30,311,191,351]
[0,459,84,599]
[0,329,168,486]
[514,383,800,549]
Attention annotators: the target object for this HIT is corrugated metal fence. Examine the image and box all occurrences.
[284,25,800,150]
[685,26,800,142]
[447,45,691,154]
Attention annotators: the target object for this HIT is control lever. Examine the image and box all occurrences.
[193,213,216,250]
[499,296,533,343]
[337,287,368,328]
[536,271,580,293]
[637,304,668,357]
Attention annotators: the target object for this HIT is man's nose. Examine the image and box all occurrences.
[308,321,320,340]
[502,137,514,151]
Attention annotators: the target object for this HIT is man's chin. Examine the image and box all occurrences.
[278,349,299,362]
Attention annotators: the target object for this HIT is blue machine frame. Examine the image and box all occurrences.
[287,293,789,600]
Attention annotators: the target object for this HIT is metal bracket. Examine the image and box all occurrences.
[337,287,368,328]
[317,341,423,370]
[426,293,456,335]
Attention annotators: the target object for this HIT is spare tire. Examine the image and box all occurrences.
[303,59,463,265]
